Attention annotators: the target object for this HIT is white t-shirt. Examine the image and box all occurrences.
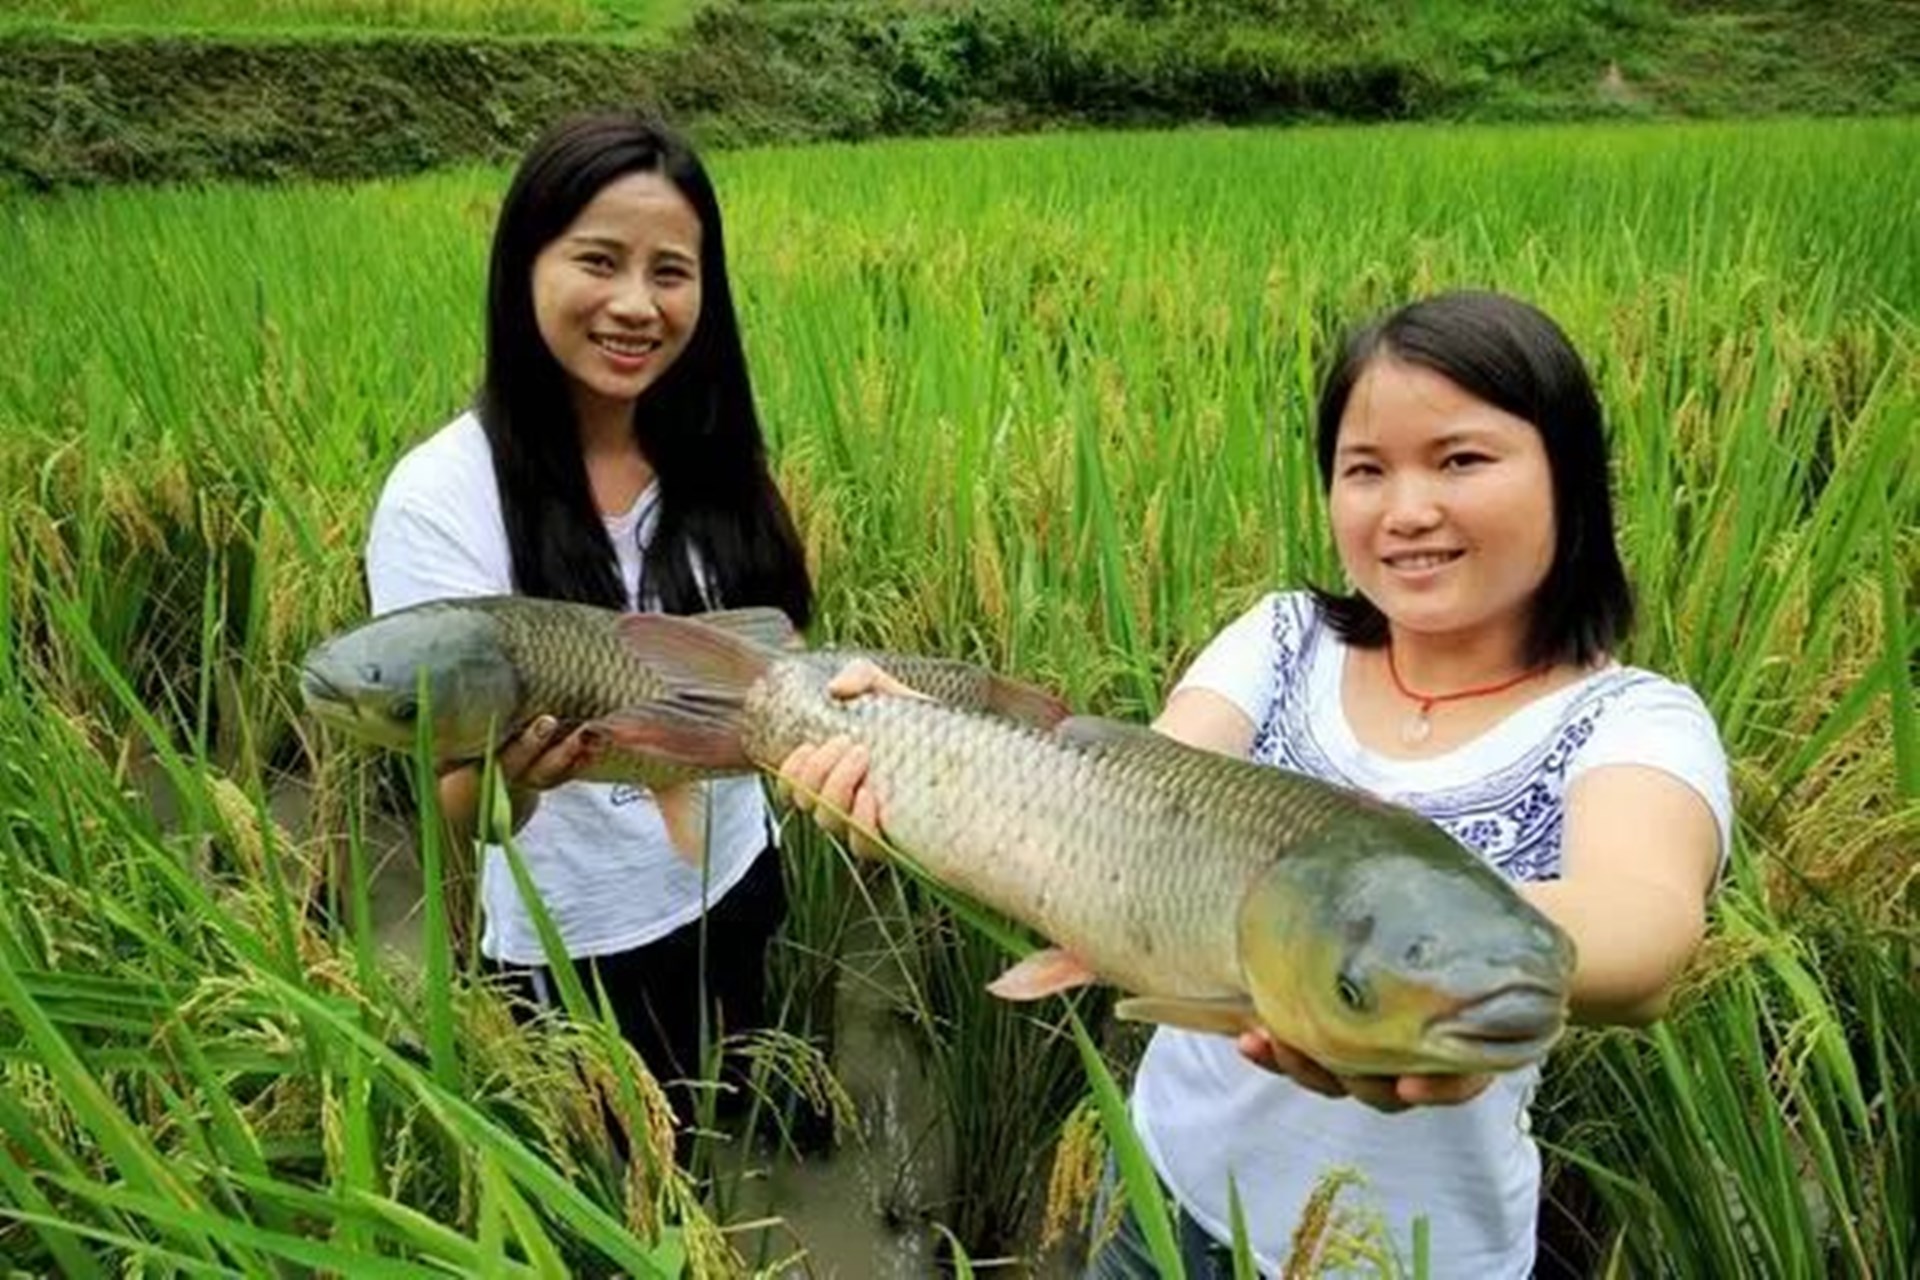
[1132,592,1732,1279]
[364,412,771,965]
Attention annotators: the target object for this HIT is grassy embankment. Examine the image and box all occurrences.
[2,0,1916,189]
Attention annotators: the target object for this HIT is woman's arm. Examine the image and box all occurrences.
[1521,764,1720,1026]
[1150,687,1258,758]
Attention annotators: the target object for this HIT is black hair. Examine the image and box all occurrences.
[476,109,812,627]
[1310,290,1632,667]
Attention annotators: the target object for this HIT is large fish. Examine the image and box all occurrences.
[587,613,1579,1077]
[297,596,1067,856]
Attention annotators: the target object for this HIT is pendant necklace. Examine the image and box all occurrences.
[1385,644,1545,745]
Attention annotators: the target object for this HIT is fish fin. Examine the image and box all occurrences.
[982,673,1072,729]
[582,704,753,770]
[694,607,804,652]
[1053,715,1216,772]
[985,948,1099,1001]
[847,652,1072,729]
[1113,994,1259,1038]
[654,781,711,865]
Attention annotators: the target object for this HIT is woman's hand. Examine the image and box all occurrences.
[439,715,604,841]
[774,659,923,856]
[495,715,602,795]
[778,735,883,856]
[1235,1026,1494,1113]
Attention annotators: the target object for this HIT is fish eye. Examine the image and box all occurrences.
[1335,972,1373,1014]
[359,662,383,684]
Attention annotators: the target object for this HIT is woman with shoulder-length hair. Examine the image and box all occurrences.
[364,109,811,1126]
[781,290,1732,1277]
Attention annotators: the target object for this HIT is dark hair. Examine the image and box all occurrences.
[1310,290,1632,667]
[476,109,812,627]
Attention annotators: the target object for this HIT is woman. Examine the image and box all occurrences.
[780,291,1730,1276]
[365,111,811,1126]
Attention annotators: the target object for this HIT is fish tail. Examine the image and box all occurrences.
[581,614,779,769]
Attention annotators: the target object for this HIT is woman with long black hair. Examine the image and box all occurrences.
[365,110,811,1127]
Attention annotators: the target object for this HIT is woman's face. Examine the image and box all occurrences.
[1328,356,1557,650]
[531,170,703,418]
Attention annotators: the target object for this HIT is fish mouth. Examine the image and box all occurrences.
[298,666,357,719]
[1428,984,1566,1066]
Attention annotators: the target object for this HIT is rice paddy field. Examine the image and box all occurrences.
[1,116,1916,1276]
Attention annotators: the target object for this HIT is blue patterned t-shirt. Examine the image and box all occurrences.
[1238,592,1730,883]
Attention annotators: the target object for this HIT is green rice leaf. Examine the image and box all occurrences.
[1069,1013,1183,1279]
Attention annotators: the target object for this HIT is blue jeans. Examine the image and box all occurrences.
[1083,1165,1238,1280]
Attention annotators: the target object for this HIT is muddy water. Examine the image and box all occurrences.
[732,917,953,1277]
[711,910,1083,1278]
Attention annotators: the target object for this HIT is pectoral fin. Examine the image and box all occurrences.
[985,947,1098,1001]
[582,705,751,770]
[1113,994,1259,1038]
[654,781,711,866]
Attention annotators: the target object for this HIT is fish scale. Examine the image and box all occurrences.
[486,599,678,727]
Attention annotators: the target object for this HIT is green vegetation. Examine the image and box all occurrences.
[1,117,1916,1273]
[0,0,691,36]
[2,0,1916,188]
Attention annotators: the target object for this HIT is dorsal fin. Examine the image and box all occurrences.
[835,652,1072,730]
[978,671,1070,730]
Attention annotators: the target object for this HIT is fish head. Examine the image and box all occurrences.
[1237,809,1576,1076]
[298,603,523,758]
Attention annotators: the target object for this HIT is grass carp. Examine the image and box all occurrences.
[297,596,1066,856]
[590,612,1579,1077]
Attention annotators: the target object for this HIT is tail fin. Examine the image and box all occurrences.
[583,614,779,769]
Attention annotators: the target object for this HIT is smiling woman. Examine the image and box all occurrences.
[360,110,812,1137]
[1115,292,1729,1277]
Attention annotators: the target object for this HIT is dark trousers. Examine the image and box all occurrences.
[484,846,788,1130]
